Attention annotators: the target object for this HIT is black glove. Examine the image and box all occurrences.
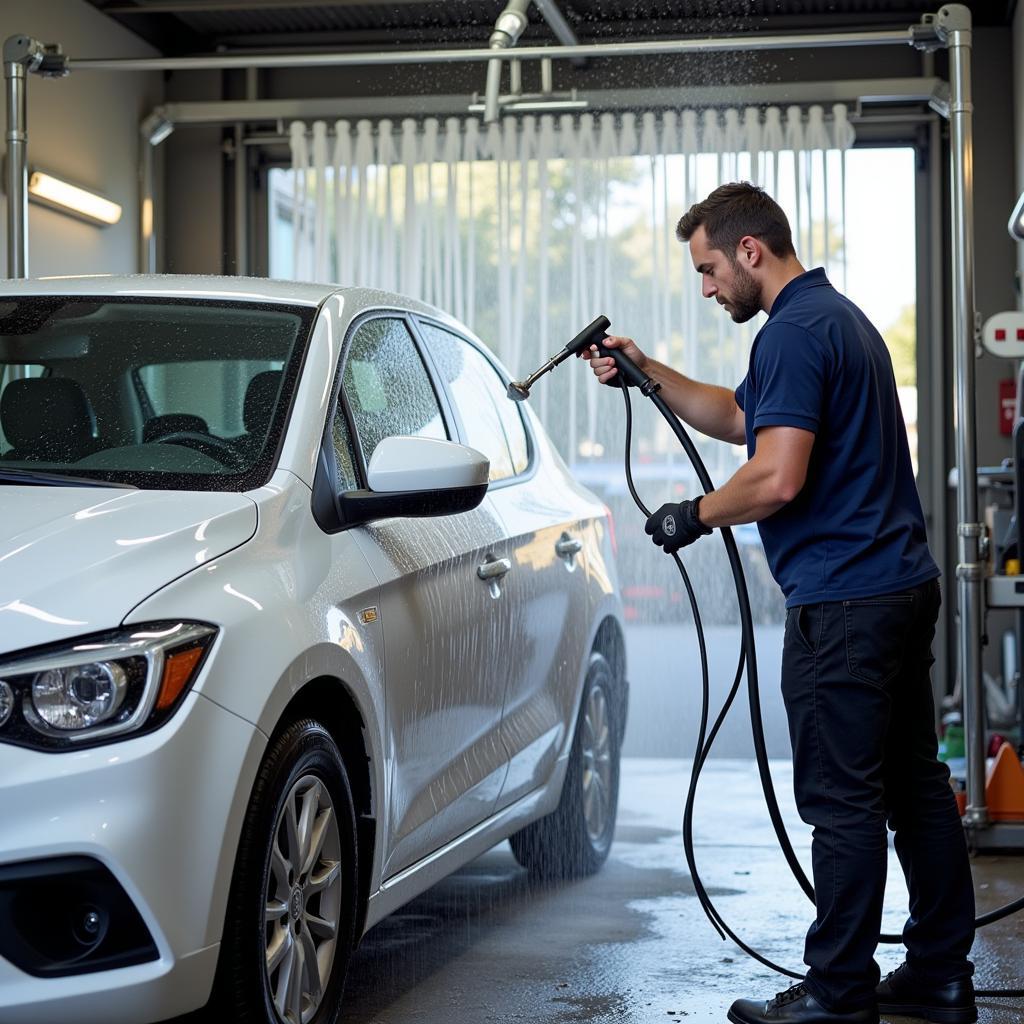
[645,498,712,554]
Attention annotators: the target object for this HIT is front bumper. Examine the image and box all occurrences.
[0,691,266,1024]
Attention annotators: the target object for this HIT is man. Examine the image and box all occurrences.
[582,182,976,1024]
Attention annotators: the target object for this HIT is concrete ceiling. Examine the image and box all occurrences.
[83,1,1016,56]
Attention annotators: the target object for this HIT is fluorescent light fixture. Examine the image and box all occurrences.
[1009,190,1024,242]
[28,170,121,226]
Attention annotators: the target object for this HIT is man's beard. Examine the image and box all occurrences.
[722,261,763,323]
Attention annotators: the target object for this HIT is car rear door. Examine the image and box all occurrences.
[415,320,591,809]
[332,314,513,879]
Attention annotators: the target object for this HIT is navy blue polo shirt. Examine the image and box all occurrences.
[734,268,938,608]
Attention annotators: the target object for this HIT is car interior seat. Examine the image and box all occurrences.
[239,370,281,458]
[1,377,102,463]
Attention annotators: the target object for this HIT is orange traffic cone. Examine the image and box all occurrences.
[985,742,1024,822]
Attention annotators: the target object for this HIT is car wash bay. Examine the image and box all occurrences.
[170,757,1024,1024]
[4,2,1024,1024]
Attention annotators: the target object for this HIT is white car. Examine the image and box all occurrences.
[0,276,626,1024]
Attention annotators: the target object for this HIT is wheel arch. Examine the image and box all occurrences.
[269,675,377,944]
[591,615,628,742]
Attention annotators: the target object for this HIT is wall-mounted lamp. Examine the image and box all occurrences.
[27,169,122,226]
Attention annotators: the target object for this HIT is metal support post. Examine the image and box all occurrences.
[233,124,247,276]
[3,35,66,279]
[3,38,38,279]
[4,60,27,279]
[139,112,173,274]
[941,4,988,827]
[139,126,156,274]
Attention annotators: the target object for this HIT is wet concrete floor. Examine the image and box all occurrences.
[172,757,1023,1023]
[337,758,1024,1024]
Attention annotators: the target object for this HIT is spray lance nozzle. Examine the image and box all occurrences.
[506,315,661,402]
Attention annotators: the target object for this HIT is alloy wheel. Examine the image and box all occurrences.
[264,774,343,1024]
[581,681,613,844]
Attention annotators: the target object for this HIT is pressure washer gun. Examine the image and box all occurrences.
[506,315,661,402]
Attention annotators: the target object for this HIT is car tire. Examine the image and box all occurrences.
[509,651,621,879]
[212,718,359,1024]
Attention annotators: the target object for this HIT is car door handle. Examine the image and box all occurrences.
[555,536,583,558]
[477,557,512,581]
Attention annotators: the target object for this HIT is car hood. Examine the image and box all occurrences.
[0,486,257,654]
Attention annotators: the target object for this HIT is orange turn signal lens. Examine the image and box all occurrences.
[156,646,205,710]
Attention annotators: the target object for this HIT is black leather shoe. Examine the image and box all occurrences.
[876,963,977,1024]
[728,983,878,1024]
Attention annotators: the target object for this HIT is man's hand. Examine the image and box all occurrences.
[645,498,712,554]
[578,335,649,387]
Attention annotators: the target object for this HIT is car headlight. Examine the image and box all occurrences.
[0,622,216,752]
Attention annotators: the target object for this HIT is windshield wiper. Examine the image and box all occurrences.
[0,468,136,489]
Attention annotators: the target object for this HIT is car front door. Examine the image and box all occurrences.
[415,320,591,809]
[332,314,513,879]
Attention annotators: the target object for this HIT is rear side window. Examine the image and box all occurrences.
[419,322,529,482]
[342,317,447,466]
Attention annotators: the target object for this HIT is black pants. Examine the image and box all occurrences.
[781,577,975,1011]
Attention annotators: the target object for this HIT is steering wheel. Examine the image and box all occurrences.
[154,430,247,471]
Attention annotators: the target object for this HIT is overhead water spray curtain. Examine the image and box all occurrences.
[283,104,855,473]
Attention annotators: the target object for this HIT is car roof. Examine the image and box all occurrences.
[0,275,465,324]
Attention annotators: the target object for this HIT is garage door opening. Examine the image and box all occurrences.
[268,139,918,760]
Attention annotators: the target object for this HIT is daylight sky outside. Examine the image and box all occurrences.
[843,147,916,339]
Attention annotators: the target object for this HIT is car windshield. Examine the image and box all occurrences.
[0,296,316,490]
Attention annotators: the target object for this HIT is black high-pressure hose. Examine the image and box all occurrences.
[507,316,1024,999]
[615,380,1024,999]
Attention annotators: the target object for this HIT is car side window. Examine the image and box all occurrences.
[341,317,447,470]
[418,323,528,482]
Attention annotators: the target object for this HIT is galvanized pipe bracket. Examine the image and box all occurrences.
[3,35,45,72]
[911,15,944,52]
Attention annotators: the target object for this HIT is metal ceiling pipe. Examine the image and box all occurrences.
[484,0,530,123]
[65,28,918,73]
[533,0,586,67]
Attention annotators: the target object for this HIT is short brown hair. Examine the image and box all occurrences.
[676,182,795,261]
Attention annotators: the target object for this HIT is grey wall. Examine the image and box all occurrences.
[0,0,162,277]
[162,70,225,275]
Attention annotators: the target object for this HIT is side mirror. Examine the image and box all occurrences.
[313,435,490,533]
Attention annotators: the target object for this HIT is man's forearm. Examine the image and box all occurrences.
[697,456,789,527]
[644,358,744,444]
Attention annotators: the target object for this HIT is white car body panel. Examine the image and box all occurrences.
[0,276,625,1023]
[0,487,256,652]
[488,417,601,808]
[0,688,263,1024]
[352,496,514,879]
